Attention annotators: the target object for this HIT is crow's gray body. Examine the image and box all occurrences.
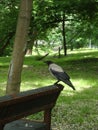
[45,61,75,90]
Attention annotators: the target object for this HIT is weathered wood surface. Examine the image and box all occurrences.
[0,84,64,130]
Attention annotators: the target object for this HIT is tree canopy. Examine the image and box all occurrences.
[0,0,98,56]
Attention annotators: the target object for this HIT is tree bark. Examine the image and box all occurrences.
[6,0,33,94]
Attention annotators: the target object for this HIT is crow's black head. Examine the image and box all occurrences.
[44,60,53,65]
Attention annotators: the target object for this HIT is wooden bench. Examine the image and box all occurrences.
[0,84,64,130]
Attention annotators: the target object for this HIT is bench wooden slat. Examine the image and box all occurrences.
[0,84,64,130]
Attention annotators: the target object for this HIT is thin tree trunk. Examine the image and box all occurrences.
[6,0,33,95]
[62,12,67,56]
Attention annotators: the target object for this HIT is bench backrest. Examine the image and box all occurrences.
[0,84,63,126]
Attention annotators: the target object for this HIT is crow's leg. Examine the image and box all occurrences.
[54,80,60,85]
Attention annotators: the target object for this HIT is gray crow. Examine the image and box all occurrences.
[44,60,75,90]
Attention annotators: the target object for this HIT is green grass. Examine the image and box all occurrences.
[0,49,98,129]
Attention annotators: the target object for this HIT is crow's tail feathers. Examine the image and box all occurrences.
[64,79,76,90]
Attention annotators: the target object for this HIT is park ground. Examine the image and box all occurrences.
[0,49,98,130]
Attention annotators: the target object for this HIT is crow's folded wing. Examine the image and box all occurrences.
[49,68,70,80]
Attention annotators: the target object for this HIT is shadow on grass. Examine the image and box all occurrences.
[51,83,98,130]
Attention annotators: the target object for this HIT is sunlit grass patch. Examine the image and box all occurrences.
[52,99,98,130]
[73,79,93,90]
[21,78,55,91]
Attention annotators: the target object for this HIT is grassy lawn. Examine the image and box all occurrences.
[0,49,98,129]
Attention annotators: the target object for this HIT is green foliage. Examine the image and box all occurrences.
[76,0,97,20]
[0,0,98,56]
[0,0,19,56]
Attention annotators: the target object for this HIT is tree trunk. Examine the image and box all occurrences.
[26,30,37,55]
[62,12,67,56]
[6,0,33,95]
